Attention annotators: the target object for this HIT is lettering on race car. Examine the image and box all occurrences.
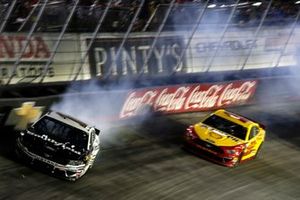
[227,135,240,142]
[26,131,82,155]
[244,141,257,156]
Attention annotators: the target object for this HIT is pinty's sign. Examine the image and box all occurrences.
[120,80,257,118]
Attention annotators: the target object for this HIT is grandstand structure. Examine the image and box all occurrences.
[0,0,299,85]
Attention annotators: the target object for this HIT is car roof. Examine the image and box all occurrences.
[43,111,90,134]
[213,109,255,128]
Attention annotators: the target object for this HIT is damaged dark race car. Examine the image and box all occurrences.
[15,111,100,181]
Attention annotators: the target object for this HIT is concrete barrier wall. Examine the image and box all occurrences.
[1,74,299,129]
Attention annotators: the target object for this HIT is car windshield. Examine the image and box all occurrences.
[33,116,88,150]
[202,114,247,140]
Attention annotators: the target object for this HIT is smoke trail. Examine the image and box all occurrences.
[50,80,129,130]
[49,79,159,148]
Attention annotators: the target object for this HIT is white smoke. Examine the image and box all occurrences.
[50,80,130,130]
[50,79,158,148]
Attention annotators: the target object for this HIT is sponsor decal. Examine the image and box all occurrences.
[209,132,223,140]
[205,139,215,144]
[26,131,81,155]
[5,102,44,130]
[120,80,257,119]
[198,145,218,155]
[244,140,257,156]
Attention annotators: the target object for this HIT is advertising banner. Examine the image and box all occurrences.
[120,80,258,119]
[0,34,86,85]
[2,27,300,85]
[86,35,186,77]
[186,28,298,72]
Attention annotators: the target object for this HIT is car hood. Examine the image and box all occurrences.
[194,123,244,147]
[19,131,87,164]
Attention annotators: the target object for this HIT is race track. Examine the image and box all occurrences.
[0,102,300,200]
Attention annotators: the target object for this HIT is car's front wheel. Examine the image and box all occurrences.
[232,152,243,167]
[254,142,263,159]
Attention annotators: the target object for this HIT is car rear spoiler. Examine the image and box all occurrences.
[225,110,266,130]
[241,115,266,130]
[244,117,266,130]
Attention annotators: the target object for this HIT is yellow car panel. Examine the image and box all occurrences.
[194,124,245,147]
[183,109,266,167]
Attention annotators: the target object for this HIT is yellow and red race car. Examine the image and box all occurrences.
[183,109,265,167]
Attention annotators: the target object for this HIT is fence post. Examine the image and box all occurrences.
[240,0,273,70]
[138,0,176,76]
[274,9,300,68]
[18,0,43,32]
[73,0,114,81]
[172,0,210,73]
[0,0,17,33]
[6,0,49,85]
[103,0,146,79]
[205,0,240,72]
[39,0,80,83]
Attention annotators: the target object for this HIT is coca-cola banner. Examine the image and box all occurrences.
[120,80,257,119]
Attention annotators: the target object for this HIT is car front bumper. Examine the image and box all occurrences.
[16,138,89,181]
[183,136,240,167]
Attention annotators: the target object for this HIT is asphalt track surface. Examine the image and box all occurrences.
[1,102,300,200]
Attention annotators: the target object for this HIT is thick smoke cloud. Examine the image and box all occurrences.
[50,80,159,148]
[50,80,129,131]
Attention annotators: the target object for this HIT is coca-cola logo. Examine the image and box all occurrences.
[120,90,157,118]
[184,85,223,110]
[154,87,189,111]
[217,81,256,107]
[119,80,257,119]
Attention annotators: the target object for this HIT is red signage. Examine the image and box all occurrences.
[120,80,258,119]
[0,35,50,62]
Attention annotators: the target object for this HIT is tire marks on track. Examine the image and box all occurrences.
[0,103,300,199]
